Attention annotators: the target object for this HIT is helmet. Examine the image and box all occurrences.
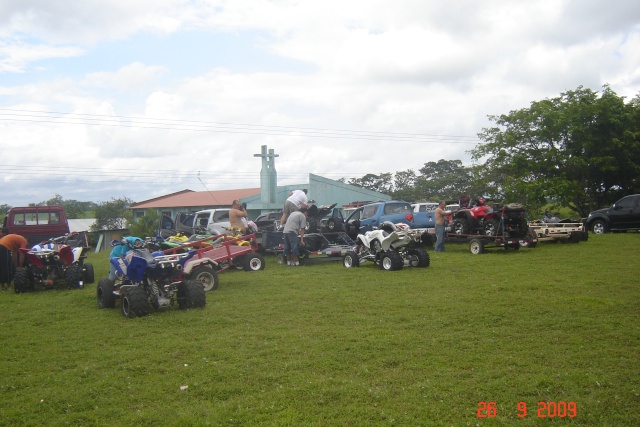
[476,197,486,206]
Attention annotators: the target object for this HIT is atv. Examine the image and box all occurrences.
[13,232,95,293]
[96,239,206,318]
[451,198,529,239]
[343,222,430,271]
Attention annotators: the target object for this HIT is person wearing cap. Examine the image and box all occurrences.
[282,206,309,266]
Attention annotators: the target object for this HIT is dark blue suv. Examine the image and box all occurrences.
[586,194,640,234]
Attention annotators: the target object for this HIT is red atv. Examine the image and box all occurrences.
[450,197,500,235]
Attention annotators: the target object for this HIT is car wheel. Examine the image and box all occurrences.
[591,220,608,234]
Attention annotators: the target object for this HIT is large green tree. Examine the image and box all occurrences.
[91,197,134,231]
[472,85,640,216]
[415,159,475,202]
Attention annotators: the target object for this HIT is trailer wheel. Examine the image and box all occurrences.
[569,231,582,243]
[343,251,360,268]
[243,253,266,271]
[190,265,219,291]
[469,239,485,254]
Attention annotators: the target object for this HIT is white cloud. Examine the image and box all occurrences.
[82,62,166,92]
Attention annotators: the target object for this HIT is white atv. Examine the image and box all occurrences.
[342,222,430,271]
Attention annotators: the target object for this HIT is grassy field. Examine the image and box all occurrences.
[0,233,638,426]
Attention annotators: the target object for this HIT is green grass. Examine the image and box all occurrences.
[1,234,638,426]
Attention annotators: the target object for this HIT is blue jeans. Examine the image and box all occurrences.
[283,231,300,256]
[435,224,446,252]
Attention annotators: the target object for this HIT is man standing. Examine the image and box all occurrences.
[229,200,248,234]
[280,189,308,227]
[282,206,309,266]
[434,201,453,252]
[0,233,28,290]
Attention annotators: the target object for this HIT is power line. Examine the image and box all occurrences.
[0,108,479,144]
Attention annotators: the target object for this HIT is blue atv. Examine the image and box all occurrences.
[97,239,206,318]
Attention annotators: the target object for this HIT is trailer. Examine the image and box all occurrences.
[446,234,538,254]
[261,231,357,264]
[526,221,588,244]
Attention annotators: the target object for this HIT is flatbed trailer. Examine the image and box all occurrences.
[261,231,357,264]
[446,233,538,254]
[527,221,588,243]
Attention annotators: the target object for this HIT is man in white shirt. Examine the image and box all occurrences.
[280,189,308,227]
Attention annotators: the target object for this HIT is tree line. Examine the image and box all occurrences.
[345,85,640,217]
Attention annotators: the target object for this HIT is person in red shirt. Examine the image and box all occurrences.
[0,233,28,289]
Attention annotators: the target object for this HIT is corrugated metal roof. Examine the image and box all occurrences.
[131,188,261,209]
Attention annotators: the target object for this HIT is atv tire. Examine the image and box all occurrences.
[83,263,95,284]
[379,250,404,271]
[407,247,430,268]
[177,280,206,310]
[452,218,470,235]
[190,265,219,291]
[343,251,360,268]
[64,264,84,289]
[243,253,266,271]
[120,286,149,318]
[13,268,32,293]
[483,219,501,236]
[97,278,116,309]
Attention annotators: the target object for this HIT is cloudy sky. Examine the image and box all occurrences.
[1,0,638,206]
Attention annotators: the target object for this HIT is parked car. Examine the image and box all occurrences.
[254,211,282,231]
[585,194,640,234]
[343,201,433,240]
[2,206,70,247]
[159,209,231,238]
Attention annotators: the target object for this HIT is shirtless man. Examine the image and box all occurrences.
[434,201,453,252]
[229,200,248,233]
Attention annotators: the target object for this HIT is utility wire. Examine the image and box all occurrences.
[0,108,479,144]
